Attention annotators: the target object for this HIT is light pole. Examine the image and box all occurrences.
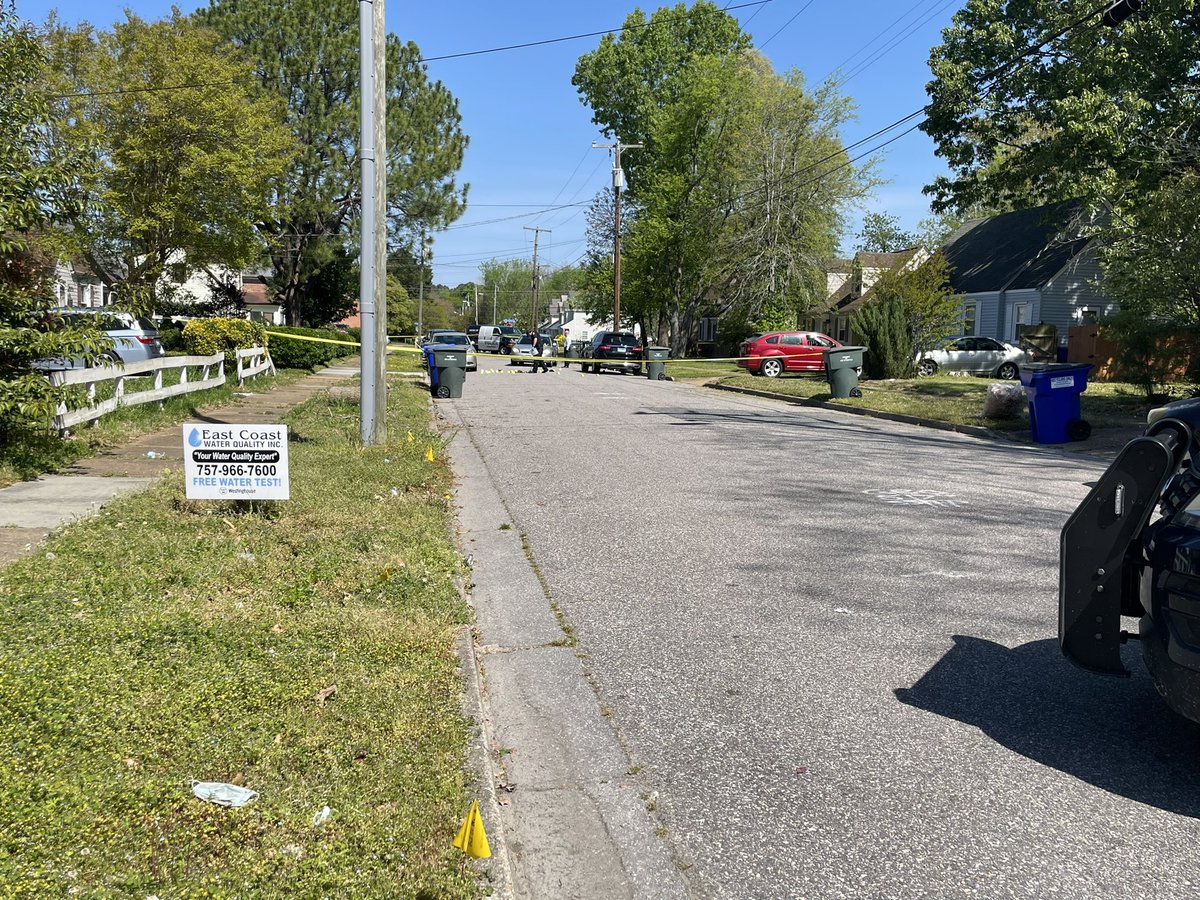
[593,139,642,330]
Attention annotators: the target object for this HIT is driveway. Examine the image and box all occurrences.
[447,367,1200,899]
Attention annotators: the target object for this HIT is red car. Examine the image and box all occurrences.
[738,331,842,377]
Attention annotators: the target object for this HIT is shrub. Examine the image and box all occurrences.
[157,324,185,352]
[181,317,266,364]
[852,295,914,379]
[266,325,354,370]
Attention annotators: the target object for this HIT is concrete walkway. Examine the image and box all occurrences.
[0,363,361,566]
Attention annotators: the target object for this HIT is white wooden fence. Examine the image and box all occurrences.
[44,346,272,433]
[236,347,276,383]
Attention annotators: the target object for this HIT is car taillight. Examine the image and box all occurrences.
[599,344,611,351]
[633,345,642,353]
[136,336,154,344]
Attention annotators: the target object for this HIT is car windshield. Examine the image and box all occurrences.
[440,334,469,346]
[517,335,534,345]
[499,326,521,337]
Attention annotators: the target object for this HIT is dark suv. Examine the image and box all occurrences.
[584,331,642,375]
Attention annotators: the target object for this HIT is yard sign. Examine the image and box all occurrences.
[183,424,291,500]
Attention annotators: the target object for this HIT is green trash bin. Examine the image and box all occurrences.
[822,345,866,398]
[430,345,467,399]
[646,346,670,380]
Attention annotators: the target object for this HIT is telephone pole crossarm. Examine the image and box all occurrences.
[592,139,642,331]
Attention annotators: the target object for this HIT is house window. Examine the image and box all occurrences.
[961,303,978,337]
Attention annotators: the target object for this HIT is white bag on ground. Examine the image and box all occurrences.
[983,382,1026,419]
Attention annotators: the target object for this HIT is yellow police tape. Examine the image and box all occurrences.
[263,329,773,367]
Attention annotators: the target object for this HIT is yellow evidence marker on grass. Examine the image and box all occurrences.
[453,800,491,859]
[425,447,435,463]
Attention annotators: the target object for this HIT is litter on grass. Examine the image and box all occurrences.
[982,382,1025,419]
[313,805,332,826]
[191,780,258,808]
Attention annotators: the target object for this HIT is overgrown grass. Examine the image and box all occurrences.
[0,367,325,488]
[0,381,480,897]
[716,372,1172,432]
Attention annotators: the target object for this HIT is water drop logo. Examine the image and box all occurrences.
[188,428,203,448]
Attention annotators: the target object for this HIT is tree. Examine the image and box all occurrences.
[868,252,961,357]
[40,12,295,312]
[298,244,357,326]
[0,3,110,440]
[857,212,916,252]
[922,0,1199,215]
[1099,171,1200,323]
[478,258,536,329]
[852,295,913,379]
[199,0,469,325]
[576,12,869,354]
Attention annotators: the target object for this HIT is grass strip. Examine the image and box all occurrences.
[716,373,1166,432]
[0,380,479,898]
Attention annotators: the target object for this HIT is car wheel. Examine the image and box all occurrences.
[917,359,938,377]
[997,362,1019,380]
[761,358,783,378]
[1068,419,1092,442]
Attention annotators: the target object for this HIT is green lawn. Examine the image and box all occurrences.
[715,372,1171,432]
[0,380,480,897]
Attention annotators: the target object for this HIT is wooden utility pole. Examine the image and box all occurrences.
[523,226,550,331]
[593,139,642,330]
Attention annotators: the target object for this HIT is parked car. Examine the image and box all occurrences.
[509,333,558,367]
[34,308,166,370]
[737,331,841,378]
[475,324,523,354]
[421,328,457,346]
[419,331,476,371]
[584,331,642,374]
[915,337,1040,379]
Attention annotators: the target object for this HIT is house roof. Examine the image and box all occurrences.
[813,247,924,315]
[941,200,1089,294]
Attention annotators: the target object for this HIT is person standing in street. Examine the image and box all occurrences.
[530,331,550,374]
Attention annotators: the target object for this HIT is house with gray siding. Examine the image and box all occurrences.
[940,201,1116,352]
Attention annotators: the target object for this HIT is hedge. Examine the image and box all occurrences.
[266,326,357,370]
[181,318,267,365]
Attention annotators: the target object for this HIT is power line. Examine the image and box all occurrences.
[420,0,774,62]
[834,0,959,87]
[759,0,819,50]
[727,0,1115,206]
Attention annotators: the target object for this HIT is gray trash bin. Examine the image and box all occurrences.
[646,346,670,380]
[429,345,467,399]
[822,345,866,398]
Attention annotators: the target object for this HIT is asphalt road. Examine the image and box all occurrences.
[451,363,1200,899]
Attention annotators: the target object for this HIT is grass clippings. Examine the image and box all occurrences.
[0,380,479,898]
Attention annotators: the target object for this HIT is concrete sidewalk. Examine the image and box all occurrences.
[0,363,361,566]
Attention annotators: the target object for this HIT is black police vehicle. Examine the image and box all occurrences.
[1061,397,1200,722]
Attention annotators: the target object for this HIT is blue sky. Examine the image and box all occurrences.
[18,0,961,287]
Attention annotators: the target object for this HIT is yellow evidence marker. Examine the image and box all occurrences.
[452,800,491,859]
[425,447,435,463]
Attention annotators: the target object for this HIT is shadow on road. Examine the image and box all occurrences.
[896,635,1200,818]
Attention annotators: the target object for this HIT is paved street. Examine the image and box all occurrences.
[448,365,1200,899]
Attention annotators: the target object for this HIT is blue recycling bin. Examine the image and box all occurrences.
[1019,363,1093,443]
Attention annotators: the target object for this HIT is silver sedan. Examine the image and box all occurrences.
[916,337,1030,379]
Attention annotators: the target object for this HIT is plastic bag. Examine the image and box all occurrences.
[982,382,1026,419]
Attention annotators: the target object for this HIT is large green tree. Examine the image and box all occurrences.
[0,3,109,438]
[576,7,868,353]
[40,12,295,312]
[199,0,469,325]
[923,0,1199,212]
